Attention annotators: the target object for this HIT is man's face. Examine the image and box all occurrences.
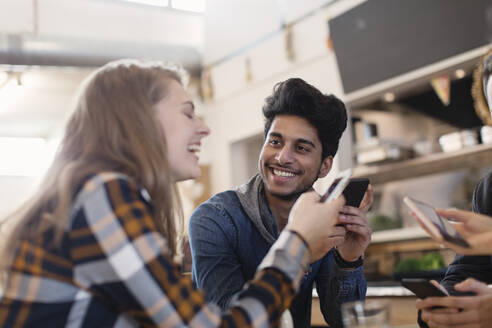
[259,115,333,201]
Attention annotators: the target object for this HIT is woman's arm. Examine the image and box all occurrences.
[70,174,308,327]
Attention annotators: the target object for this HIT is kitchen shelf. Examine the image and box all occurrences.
[370,226,429,244]
[353,143,492,185]
[367,228,444,255]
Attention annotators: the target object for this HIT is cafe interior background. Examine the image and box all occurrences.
[1,0,492,326]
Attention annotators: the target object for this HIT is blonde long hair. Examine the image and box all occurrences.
[1,59,186,273]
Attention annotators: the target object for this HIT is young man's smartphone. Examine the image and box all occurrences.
[320,168,352,203]
[403,196,470,248]
[343,178,369,208]
[401,278,449,299]
[401,278,476,299]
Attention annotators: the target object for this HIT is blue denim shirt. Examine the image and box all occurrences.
[189,178,366,328]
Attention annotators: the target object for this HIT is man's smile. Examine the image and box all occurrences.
[272,168,297,177]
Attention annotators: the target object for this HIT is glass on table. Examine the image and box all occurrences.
[342,299,391,328]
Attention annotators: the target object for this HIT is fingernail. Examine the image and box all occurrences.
[340,215,348,221]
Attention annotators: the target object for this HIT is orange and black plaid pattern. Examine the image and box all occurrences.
[0,172,308,327]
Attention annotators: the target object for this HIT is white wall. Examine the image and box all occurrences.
[202,0,365,194]
[204,0,281,64]
[204,0,365,65]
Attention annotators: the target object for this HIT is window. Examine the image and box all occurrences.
[0,137,59,177]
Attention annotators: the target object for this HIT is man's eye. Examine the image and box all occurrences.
[269,139,279,145]
[297,145,309,152]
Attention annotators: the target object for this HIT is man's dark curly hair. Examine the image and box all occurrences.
[262,78,347,159]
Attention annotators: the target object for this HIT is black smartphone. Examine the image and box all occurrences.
[343,178,369,207]
[401,278,448,299]
[401,278,476,300]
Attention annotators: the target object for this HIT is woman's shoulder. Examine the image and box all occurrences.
[80,172,134,190]
[72,172,142,211]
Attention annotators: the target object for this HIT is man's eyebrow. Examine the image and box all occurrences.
[297,138,316,148]
[268,132,282,138]
[268,133,316,148]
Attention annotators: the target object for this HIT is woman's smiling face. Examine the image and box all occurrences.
[156,79,210,182]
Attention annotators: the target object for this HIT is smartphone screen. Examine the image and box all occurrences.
[343,178,369,207]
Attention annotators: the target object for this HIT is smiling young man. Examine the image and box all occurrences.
[189,78,372,328]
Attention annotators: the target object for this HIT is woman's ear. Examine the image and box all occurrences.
[318,156,333,178]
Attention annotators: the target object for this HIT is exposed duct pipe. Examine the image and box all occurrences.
[0,33,203,75]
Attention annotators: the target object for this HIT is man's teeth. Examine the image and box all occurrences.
[273,169,295,177]
[188,144,200,152]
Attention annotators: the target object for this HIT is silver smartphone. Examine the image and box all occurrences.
[403,196,470,248]
[320,168,352,203]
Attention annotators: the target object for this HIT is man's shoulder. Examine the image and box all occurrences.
[191,190,244,220]
[200,190,240,209]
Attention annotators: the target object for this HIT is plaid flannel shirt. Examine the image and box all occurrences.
[0,172,309,327]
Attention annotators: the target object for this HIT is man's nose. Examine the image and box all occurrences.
[275,146,294,165]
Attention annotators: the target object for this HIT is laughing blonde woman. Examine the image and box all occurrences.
[0,59,346,327]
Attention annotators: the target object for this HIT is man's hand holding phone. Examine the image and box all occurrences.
[319,170,373,263]
[417,278,492,328]
[322,172,373,263]
[336,195,373,262]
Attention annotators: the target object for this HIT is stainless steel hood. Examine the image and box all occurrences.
[0,33,203,74]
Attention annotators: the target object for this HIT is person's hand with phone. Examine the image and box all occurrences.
[404,197,471,248]
[436,208,492,255]
[417,278,492,328]
[286,192,347,262]
[335,185,373,262]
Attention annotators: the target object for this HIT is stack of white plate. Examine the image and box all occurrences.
[438,130,477,152]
